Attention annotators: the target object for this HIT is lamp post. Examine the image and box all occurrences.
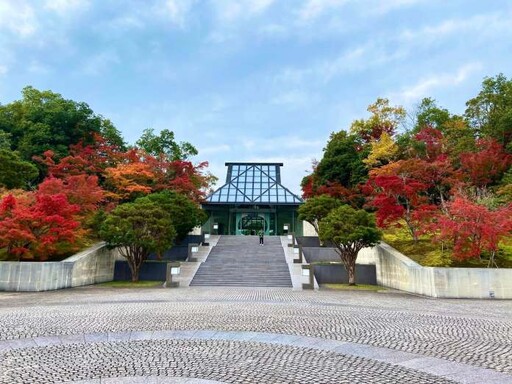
[166,262,181,288]
[293,245,303,264]
[287,232,295,247]
[301,264,314,290]
[188,243,200,262]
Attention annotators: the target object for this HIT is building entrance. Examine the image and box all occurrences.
[236,213,271,235]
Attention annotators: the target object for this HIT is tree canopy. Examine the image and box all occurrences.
[0,85,212,262]
[136,128,197,161]
[0,86,124,163]
[319,205,381,285]
[144,190,207,241]
[0,149,38,189]
[297,194,342,235]
[304,73,512,267]
[100,197,176,281]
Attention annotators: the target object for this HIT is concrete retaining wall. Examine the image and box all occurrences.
[313,264,377,285]
[0,243,115,292]
[374,242,512,299]
[303,246,376,266]
[114,260,167,281]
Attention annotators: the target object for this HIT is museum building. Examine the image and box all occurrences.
[201,162,304,236]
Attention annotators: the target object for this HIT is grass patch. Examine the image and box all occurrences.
[96,280,164,288]
[321,283,382,291]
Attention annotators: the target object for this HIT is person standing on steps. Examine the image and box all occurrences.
[258,229,264,246]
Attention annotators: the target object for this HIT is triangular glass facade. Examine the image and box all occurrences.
[205,163,303,205]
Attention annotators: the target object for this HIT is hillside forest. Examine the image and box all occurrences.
[0,86,214,262]
[1,74,511,268]
[301,74,512,268]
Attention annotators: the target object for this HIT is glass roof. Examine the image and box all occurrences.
[205,163,303,205]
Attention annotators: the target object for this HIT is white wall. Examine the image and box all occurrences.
[0,243,116,292]
[372,242,512,299]
[302,221,317,236]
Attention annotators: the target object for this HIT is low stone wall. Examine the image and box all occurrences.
[313,264,377,285]
[374,242,512,299]
[303,246,376,265]
[114,260,167,281]
[0,243,115,292]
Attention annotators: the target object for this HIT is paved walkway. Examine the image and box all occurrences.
[0,287,511,383]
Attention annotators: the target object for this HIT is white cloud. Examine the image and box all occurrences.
[105,15,145,31]
[28,61,50,74]
[271,90,313,107]
[164,0,193,27]
[212,0,275,23]
[298,0,348,22]
[44,0,89,16]
[392,63,483,104]
[0,0,37,37]
[81,51,120,76]
[257,24,288,38]
[240,135,324,152]
[198,144,232,155]
[372,0,426,15]
[274,42,406,85]
[150,0,198,28]
[400,11,512,43]
[249,0,275,14]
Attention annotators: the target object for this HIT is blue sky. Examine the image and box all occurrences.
[1,0,511,194]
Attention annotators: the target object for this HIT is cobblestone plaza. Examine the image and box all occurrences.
[1,287,511,383]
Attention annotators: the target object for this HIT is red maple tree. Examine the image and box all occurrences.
[0,191,81,260]
[460,139,511,193]
[429,196,512,266]
[365,159,438,241]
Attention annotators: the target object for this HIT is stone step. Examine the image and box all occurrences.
[190,235,292,287]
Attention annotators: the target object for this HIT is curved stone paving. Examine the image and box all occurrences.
[2,338,460,384]
[0,287,511,383]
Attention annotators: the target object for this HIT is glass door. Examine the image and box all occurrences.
[236,213,270,235]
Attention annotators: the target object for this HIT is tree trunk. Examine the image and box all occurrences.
[403,203,419,243]
[131,268,140,282]
[127,260,140,282]
[347,261,356,286]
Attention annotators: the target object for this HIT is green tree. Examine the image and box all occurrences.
[144,190,207,241]
[319,205,381,285]
[315,131,368,189]
[297,195,342,235]
[0,150,38,189]
[136,128,198,160]
[99,119,126,150]
[414,98,452,131]
[0,130,11,150]
[465,74,512,149]
[0,86,124,163]
[100,198,176,282]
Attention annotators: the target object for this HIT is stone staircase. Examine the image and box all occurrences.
[190,235,292,287]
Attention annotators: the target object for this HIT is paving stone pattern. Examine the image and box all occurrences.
[0,287,511,383]
[1,339,457,384]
